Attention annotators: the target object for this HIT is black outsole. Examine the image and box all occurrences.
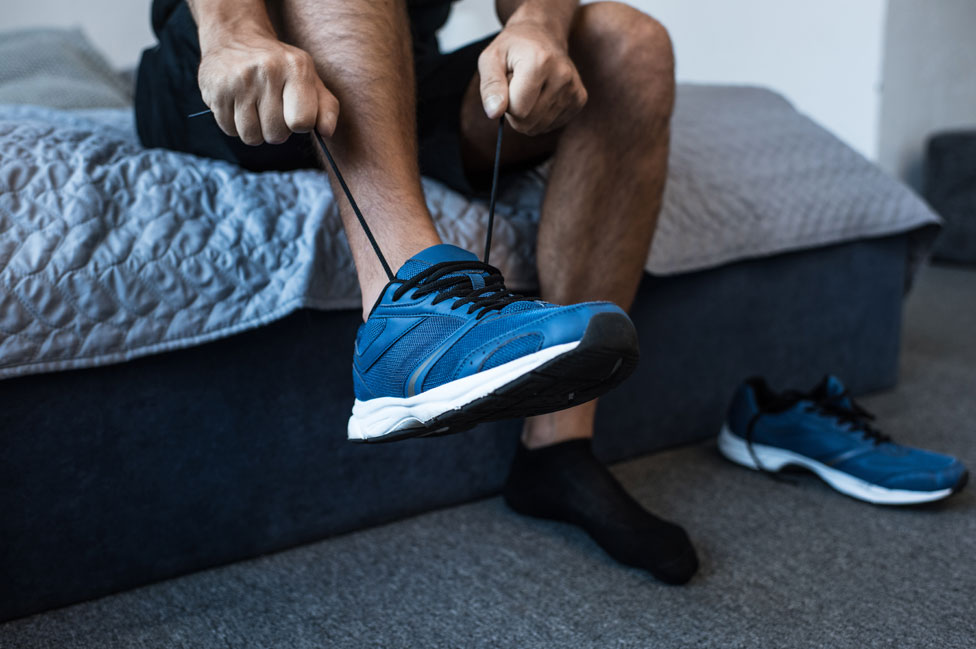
[352,311,639,443]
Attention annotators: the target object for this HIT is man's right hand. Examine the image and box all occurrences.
[197,30,339,146]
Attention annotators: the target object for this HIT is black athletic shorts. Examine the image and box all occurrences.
[134,1,494,194]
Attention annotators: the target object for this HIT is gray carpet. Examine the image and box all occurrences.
[2,264,974,649]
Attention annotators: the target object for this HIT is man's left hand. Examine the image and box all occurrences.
[477,20,587,136]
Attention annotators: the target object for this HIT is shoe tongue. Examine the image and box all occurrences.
[811,374,852,408]
[395,244,480,281]
[395,244,488,290]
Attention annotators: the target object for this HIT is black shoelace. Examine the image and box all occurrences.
[190,110,530,316]
[802,389,890,444]
[392,261,532,319]
[311,119,517,310]
[746,386,890,481]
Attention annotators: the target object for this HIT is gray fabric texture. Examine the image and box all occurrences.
[0,29,131,108]
[1,263,972,648]
[0,82,940,379]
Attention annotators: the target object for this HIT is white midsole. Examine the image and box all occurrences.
[348,340,580,441]
[717,424,954,505]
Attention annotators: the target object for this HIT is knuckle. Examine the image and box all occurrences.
[478,48,504,76]
[255,54,281,79]
[237,65,257,87]
[576,86,589,107]
[477,48,494,67]
[288,111,316,132]
[508,103,529,119]
[512,117,535,135]
[283,50,301,67]
[553,63,573,86]
[287,50,312,74]
[481,78,504,93]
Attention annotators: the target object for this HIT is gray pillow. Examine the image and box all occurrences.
[0,28,132,109]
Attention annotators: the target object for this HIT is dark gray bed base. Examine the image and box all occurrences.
[0,235,906,621]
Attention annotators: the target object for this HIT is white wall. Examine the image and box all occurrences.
[878,0,976,189]
[2,0,154,69]
[442,0,887,160]
[2,0,889,160]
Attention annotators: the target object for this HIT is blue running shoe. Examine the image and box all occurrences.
[719,375,968,504]
[348,244,639,442]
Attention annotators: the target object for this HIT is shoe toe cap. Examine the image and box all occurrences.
[535,302,635,349]
[878,457,968,492]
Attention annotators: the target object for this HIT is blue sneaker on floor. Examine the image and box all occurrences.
[348,244,639,442]
[719,375,968,504]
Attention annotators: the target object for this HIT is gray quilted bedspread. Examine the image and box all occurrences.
[0,85,938,378]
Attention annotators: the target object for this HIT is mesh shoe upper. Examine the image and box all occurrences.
[726,375,967,492]
[352,244,627,401]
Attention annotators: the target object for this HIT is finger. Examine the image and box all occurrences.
[515,68,586,136]
[507,53,548,123]
[548,100,580,133]
[282,76,318,134]
[533,81,584,135]
[314,78,340,137]
[550,84,588,130]
[477,46,509,119]
[211,94,238,137]
[234,100,263,146]
[257,83,290,144]
[507,85,560,136]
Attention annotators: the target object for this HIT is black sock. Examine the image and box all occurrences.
[503,438,698,585]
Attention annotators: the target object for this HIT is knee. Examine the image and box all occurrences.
[570,2,675,111]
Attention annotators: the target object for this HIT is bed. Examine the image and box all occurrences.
[0,29,939,620]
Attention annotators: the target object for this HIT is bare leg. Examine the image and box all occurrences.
[271,0,442,318]
[460,2,675,447]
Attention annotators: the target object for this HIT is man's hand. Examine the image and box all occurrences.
[477,15,586,136]
[198,28,339,146]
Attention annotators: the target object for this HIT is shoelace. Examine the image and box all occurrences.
[310,117,539,317]
[188,110,507,275]
[804,390,890,445]
[393,261,532,319]
[745,386,890,482]
[311,118,505,278]
[189,109,531,317]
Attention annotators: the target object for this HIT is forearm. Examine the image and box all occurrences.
[187,0,277,52]
[496,0,578,43]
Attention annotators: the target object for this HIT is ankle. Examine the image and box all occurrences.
[522,402,597,449]
[355,225,442,321]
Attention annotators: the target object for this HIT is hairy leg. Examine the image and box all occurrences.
[460,2,675,447]
[271,0,441,318]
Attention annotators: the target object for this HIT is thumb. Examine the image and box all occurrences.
[314,77,340,137]
[477,47,509,119]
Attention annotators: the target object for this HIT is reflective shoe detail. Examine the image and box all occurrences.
[720,375,968,505]
[349,244,639,442]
